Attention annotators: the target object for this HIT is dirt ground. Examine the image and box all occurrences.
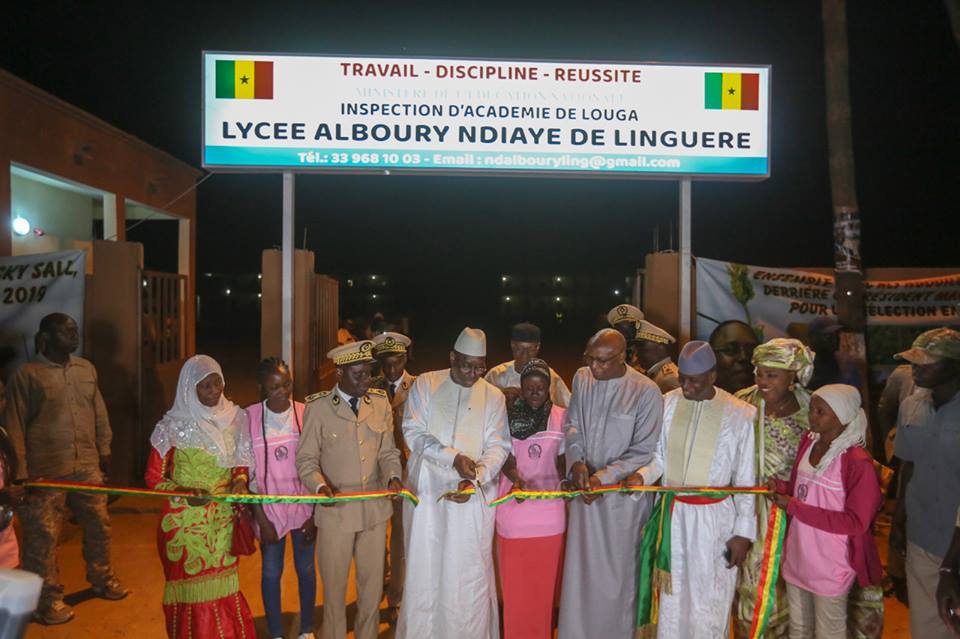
[21,497,911,639]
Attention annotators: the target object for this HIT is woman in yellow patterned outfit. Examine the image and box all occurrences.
[734,338,814,638]
[145,355,256,639]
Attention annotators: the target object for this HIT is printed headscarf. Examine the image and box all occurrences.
[751,338,816,387]
[149,354,253,468]
[507,359,553,440]
[809,384,868,474]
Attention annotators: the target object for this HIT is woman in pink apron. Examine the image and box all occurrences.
[246,357,317,639]
[496,358,567,639]
[769,384,883,639]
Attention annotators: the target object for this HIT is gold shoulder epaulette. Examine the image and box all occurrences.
[367,388,387,397]
[305,390,331,403]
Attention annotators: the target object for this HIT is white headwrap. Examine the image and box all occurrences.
[809,383,867,474]
[149,354,253,469]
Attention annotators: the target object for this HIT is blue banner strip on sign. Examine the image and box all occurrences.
[204,146,768,175]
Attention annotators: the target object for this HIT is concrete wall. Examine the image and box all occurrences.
[261,249,318,401]
[84,240,143,485]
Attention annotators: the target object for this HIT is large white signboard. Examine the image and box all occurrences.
[202,53,771,178]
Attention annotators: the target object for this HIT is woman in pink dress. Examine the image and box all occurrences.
[496,358,567,639]
[769,384,883,639]
[245,357,316,639]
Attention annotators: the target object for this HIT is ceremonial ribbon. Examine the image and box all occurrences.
[24,479,420,507]
[634,490,785,639]
[27,479,784,636]
[489,484,769,507]
[747,503,787,639]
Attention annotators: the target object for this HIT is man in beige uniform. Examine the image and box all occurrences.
[370,331,416,613]
[607,304,646,372]
[296,340,403,639]
[633,319,680,393]
[5,313,127,625]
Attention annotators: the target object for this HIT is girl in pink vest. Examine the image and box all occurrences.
[246,358,316,639]
[496,358,567,639]
[769,384,883,639]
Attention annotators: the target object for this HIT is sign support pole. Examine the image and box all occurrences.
[678,178,692,343]
[282,171,295,367]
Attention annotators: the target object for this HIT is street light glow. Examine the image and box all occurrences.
[12,215,30,236]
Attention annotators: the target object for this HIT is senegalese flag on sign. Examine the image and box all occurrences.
[704,72,759,110]
[215,60,274,99]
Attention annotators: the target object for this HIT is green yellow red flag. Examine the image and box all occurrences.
[215,60,274,99]
[704,72,759,111]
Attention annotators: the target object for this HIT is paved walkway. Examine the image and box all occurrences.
[23,496,396,639]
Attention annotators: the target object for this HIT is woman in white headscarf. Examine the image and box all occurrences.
[768,384,883,639]
[144,355,255,639]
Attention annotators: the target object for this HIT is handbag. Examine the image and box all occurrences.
[230,504,257,556]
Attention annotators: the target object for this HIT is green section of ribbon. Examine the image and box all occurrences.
[636,492,674,629]
[25,481,419,506]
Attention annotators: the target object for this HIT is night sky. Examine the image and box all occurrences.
[3,2,958,337]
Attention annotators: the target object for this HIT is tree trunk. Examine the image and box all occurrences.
[946,0,960,49]
[821,0,878,453]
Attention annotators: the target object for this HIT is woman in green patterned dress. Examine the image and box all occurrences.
[734,338,814,639]
[145,354,256,639]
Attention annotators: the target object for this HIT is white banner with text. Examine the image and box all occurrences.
[696,257,960,342]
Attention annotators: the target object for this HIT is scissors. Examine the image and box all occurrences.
[474,464,488,505]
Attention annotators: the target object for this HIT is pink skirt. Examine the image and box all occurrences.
[497,533,564,639]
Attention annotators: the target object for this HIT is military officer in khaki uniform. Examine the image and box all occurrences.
[633,319,681,393]
[296,340,403,639]
[369,331,416,614]
[607,304,646,372]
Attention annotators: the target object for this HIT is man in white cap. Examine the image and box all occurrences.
[628,340,756,639]
[890,328,960,639]
[485,322,571,407]
[296,340,403,639]
[369,331,416,614]
[397,327,511,639]
[557,328,663,639]
[634,319,680,394]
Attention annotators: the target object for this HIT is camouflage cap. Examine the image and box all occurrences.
[895,327,960,365]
